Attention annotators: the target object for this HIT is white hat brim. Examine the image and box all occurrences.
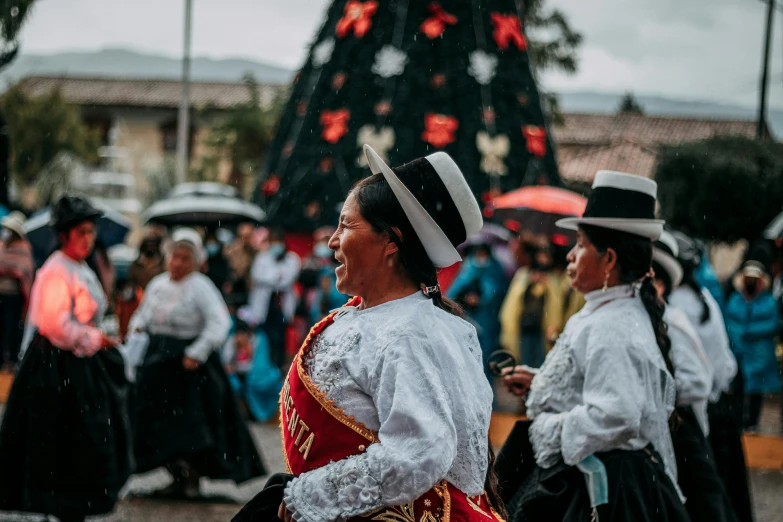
[556,217,665,240]
[363,145,462,268]
[652,249,683,289]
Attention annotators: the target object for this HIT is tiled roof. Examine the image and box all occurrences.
[15,75,286,110]
[553,112,762,181]
[559,141,659,181]
[553,112,760,146]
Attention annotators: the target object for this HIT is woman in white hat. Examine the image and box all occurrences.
[668,232,751,522]
[237,146,503,522]
[652,231,738,522]
[501,171,689,521]
[129,228,265,498]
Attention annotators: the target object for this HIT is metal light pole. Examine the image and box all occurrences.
[175,0,193,185]
[757,0,774,141]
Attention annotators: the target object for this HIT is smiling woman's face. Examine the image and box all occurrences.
[328,193,394,297]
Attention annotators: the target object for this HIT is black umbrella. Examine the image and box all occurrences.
[142,183,265,227]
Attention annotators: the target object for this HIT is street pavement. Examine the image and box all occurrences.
[0,411,782,521]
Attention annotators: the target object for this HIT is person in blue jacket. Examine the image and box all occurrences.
[446,243,508,377]
[725,260,782,431]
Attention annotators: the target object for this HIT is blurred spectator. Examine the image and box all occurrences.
[204,229,230,291]
[0,212,34,370]
[725,260,781,432]
[238,228,302,369]
[693,240,725,312]
[300,227,337,287]
[222,319,282,422]
[129,234,166,291]
[224,222,257,309]
[309,268,346,325]
[550,236,585,328]
[87,240,115,301]
[446,243,508,373]
[500,246,564,368]
[299,227,346,326]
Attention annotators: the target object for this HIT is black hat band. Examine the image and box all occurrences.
[583,186,655,220]
[391,158,467,247]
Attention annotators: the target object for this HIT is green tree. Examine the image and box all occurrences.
[521,0,583,124]
[197,74,284,196]
[655,136,783,243]
[1,83,100,193]
[617,92,644,115]
[1,0,36,70]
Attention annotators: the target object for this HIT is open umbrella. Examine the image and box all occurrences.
[763,211,783,240]
[142,183,265,227]
[489,186,587,237]
[24,199,132,267]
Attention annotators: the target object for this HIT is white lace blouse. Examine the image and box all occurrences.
[668,287,737,403]
[283,292,493,522]
[526,284,681,496]
[128,272,231,362]
[666,306,713,436]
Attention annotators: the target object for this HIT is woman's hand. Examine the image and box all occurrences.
[182,356,201,370]
[502,365,535,398]
[278,501,294,521]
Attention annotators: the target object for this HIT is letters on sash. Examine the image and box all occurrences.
[282,378,316,460]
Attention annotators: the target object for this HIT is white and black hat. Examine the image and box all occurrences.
[557,170,664,240]
[652,230,683,288]
[363,144,483,268]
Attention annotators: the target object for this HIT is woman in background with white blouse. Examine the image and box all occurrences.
[129,228,265,499]
[502,172,690,522]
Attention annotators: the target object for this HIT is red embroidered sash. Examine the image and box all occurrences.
[280,297,505,522]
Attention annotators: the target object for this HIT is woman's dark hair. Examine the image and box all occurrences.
[682,266,710,324]
[581,225,674,377]
[353,174,508,516]
[351,173,462,317]
[651,260,672,300]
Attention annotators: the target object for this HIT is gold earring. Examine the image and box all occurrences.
[602,271,609,292]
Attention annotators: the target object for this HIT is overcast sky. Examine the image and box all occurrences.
[16,0,775,108]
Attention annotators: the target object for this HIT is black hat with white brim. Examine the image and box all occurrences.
[653,230,683,288]
[556,170,664,240]
[363,144,483,268]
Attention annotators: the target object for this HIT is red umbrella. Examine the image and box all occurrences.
[491,186,587,216]
[488,186,587,238]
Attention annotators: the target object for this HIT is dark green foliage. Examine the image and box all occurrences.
[617,92,644,115]
[1,0,36,71]
[655,136,783,243]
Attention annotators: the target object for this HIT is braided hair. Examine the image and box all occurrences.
[581,225,675,377]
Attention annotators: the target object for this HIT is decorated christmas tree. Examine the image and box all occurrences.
[257,0,559,231]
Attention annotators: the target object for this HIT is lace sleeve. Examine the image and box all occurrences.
[529,412,566,468]
[283,334,459,521]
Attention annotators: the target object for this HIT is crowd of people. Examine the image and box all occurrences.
[0,146,780,522]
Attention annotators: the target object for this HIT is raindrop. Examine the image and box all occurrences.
[10,6,19,16]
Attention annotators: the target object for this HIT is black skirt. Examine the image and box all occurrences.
[673,406,738,522]
[708,394,754,522]
[0,334,133,520]
[132,335,266,483]
[507,447,690,522]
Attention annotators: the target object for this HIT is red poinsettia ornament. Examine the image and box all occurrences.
[522,125,547,157]
[490,13,527,51]
[422,113,459,148]
[420,3,458,39]
[262,174,281,197]
[336,1,378,39]
[320,109,351,144]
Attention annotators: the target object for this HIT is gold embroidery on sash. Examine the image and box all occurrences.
[466,495,491,517]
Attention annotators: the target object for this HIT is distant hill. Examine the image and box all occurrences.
[0,47,294,85]
[3,48,780,136]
